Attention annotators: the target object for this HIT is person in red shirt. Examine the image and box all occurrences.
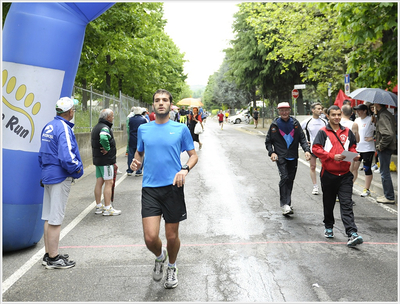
[313,105,363,247]
[217,110,224,130]
[149,111,156,121]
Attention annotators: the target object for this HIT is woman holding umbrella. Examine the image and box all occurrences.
[188,106,203,150]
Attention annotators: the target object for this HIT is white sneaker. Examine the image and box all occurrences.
[153,249,167,281]
[102,206,122,216]
[312,186,319,195]
[95,204,105,215]
[360,189,371,197]
[374,168,380,173]
[282,204,293,215]
[164,266,178,289]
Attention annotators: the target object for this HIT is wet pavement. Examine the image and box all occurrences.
[2,116,398,302]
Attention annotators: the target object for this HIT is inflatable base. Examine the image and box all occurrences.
[3,203,44,252]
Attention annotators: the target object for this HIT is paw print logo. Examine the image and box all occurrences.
[2,69,41,142]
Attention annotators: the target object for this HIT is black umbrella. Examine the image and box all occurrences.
[347,88,397,107]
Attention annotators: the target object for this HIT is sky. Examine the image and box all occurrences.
[163,1,241,87]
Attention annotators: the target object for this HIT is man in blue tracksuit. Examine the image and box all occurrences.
[265,102,311,215]
[38,97,83,269]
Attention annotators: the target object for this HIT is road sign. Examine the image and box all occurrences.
[294,84,306,89]
[345,74,350,95]
[292,89,299,99]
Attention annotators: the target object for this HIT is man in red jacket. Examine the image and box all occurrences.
[313,105,364,247]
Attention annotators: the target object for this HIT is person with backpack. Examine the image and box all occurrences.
[301,102,327,195]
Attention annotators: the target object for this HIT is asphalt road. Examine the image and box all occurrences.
[2,117,398,302]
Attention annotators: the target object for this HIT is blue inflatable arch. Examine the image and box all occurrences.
[2,2,114,252]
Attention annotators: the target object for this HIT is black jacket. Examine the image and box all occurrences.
[91,118,116,166]
[265,116,310,158]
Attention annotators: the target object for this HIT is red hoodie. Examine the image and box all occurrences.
[312,124,358,176]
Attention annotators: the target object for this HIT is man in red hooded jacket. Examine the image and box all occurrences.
[313,105,364,247]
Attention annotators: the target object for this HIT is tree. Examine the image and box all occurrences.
[332,2,397,88]
[224,3,306,112]
[76,3,187,106]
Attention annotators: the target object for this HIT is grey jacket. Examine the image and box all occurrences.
[375,107,396,151]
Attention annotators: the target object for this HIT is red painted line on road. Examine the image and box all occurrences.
[59,240,397,249]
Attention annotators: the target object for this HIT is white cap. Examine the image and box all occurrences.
[133,107,142,115]
[277,102,291,109]
[56,97,74,113]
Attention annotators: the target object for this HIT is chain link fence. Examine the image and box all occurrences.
[71,86,149,132]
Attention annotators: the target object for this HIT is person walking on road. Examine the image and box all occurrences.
[265,102,311,215]
[341,104,360,183]
[352,104,376,197]
[301,102,327,195]
[373,103,396,204]
[179,106,187,124]
[130,89,198,289]
[217,110,224,130]
[38,97,83,269]
[253,107,259,128]
[312,105,364,247]
[91,109,121,216]
[127,107,147,176]
[188,106,203,150]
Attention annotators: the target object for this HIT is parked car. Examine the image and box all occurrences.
[228,109,250,124]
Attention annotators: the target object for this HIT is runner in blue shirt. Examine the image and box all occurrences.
[130,89,198,289]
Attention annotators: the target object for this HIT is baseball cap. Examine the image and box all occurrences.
[353,104,368,111]
[277,102,291,109]
[56,97,74,113]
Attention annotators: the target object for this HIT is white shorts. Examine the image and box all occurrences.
[41,177,72,225]
[96,165,114,181]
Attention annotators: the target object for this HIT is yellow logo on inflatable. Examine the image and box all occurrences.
[2,69,42,142]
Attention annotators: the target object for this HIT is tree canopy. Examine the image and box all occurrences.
[76,2,187,104]
[205,2,397,111]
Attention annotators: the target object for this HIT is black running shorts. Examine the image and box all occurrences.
[141,185,187,223]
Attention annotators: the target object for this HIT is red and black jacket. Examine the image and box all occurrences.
[312,124,357,176]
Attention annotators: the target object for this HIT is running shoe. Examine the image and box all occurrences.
[153,249,167,281]
[102,206,121,216]
[164,266,178,289]
[45,255,76,269]
[42,253,69,266]
[95,204,105,215]
[347,233,363,247]
[360,189,371,197]
[371,164,378,171]
[324,228,334,238]
[376,196,395,204]
[282,204,293,215]
[312,186,319,195]
[135,170,143,176]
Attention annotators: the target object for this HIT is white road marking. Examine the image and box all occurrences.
[2,173,127,294]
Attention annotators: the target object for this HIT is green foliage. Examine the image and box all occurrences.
[332,2,397,88]
[220,2,397,107]
[75,2,187,104]
[2,2,11,28]
[202,59,252,110]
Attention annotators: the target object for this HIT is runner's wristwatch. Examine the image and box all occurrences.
[181,165,190,172]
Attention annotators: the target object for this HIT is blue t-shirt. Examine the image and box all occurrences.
[137,120,195,187]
